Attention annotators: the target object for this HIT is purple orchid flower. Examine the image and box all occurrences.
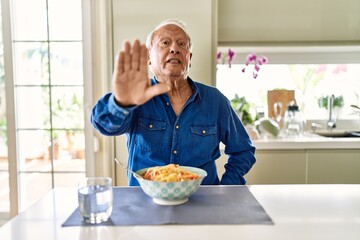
[246,53,257,63]
[228,49,235,68]
[217,51,222,61]
[243,53,268,79]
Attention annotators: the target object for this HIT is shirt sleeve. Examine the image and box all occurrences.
[219,98,256,185]
[90,93,137,136]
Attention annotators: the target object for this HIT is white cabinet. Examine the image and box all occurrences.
[218,0,360,44]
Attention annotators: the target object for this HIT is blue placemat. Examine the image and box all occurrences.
[62,186,273,226]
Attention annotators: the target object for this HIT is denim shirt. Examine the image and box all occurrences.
[91,77,256,186]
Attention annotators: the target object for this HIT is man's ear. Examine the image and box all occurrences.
[189,53,193,67]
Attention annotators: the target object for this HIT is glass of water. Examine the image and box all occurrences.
[78,177,113,224]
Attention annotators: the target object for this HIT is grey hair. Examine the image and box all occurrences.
[145,19,192,50]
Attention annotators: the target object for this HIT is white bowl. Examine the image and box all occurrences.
[134,166,207,205]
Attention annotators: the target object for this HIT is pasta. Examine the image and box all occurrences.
[142,164,199,182]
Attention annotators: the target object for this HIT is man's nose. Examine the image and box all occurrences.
[170,45,180,54]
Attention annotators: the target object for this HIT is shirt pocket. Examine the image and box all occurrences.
[135,117,166,152]
[190,125,217,158]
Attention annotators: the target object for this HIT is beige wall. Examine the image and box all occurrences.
[112,0,217,86]
[218,0,360,45]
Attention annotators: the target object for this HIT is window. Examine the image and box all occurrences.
[0,1,9,215]
[1,0,86,214]
[216,47,360,121]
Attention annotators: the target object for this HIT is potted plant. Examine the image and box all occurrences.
[230,94,258,126]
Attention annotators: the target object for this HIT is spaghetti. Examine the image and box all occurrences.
[142,164,199,182]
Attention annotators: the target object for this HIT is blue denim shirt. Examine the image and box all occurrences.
[91,77,256,186]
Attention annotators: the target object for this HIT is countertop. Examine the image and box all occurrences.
[1,185,360,240]
[253,132,360,150]
[252,119,360,150]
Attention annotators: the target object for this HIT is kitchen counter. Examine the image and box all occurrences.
[253,133,360,150]
[252,119,360,150]
[1,185,360,240]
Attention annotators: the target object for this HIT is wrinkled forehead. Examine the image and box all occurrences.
[153,24,189,40]
[147,22,192,50]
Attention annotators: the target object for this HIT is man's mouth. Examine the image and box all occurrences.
[167,58,181,63]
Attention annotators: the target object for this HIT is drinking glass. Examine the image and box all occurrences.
[78,177,113,224]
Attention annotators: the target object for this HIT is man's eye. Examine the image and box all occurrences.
[179,42,188,49]
[161,41,169,46]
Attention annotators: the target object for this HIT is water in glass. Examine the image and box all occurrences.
[78,177,113,224]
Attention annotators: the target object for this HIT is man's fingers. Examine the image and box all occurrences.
[123,41,131,72]
[132,39,141,71]
[115,50,125,76]
[139,44,149,73]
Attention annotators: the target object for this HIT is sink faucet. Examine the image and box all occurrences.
[327,94,336,130]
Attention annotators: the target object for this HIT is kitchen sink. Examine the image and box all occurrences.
[314,130,360,138]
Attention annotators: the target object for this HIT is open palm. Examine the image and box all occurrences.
[112,39,170,107]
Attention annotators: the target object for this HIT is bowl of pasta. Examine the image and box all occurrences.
[134,164,207,205]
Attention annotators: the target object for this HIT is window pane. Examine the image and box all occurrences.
[51,130,85,171]
[54,173,85,187]
[12,0,48,41]
[48,0,82,41]
[19,173,52,211]
[17,130,49,172]
[51,86,84,129]
[50,42,83,85]
[0,0,9,212]
[13,42,49,85]
[16,86,50,129]
[0,171,9,212]
[0,63,6,168]
[17,129,85,173]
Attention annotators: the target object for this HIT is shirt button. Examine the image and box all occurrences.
[149,124,153,128]
[202,130,206,134]
[173,150,177,154]
[176,125,179,129]
[166,102,170,106]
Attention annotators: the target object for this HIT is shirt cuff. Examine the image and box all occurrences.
[108,94,137,119]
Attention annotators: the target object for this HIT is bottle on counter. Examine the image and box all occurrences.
[283,101,303,136]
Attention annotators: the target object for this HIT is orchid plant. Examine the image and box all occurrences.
[242,53,268,79]
[217,49,268,79]
[217,49,236,68]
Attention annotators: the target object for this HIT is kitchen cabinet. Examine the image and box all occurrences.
[217,148,360,184]
[244,150,306,184]
[307,149,360,184]
[217,149,307,184]
[218,0,360,45]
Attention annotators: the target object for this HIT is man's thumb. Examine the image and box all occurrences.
[145,84,171,99]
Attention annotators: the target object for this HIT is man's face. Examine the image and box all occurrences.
[149,24,192,80]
